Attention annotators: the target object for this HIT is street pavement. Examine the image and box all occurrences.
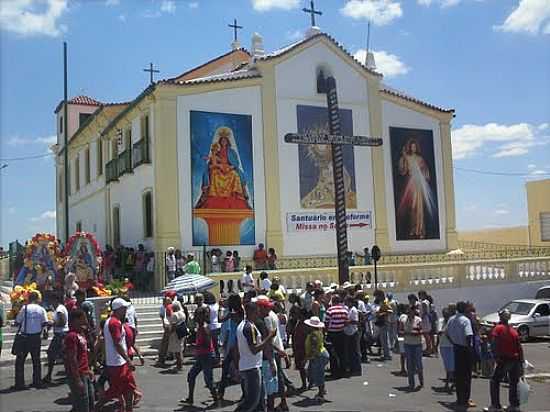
[1,340,549,412]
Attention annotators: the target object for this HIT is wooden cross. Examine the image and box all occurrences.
[228,18,243,42]
[143,62,160,84]
[302,0,322,27]
[285,72,383,284]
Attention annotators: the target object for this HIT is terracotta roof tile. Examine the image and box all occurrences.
[165,68,261,85]
[69,95,102,106]
[380,87,454,114]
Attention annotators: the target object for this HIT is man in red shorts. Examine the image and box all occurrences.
[97,298,136,412]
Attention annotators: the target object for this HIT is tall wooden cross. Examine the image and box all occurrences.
[143,62,160,84]
[285,71,383,284]
[302,0,322,27]
[228,18,243,42]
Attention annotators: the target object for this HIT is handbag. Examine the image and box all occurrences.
[11,305,28,356]
[518,377,530,405]
[175,320,189,339]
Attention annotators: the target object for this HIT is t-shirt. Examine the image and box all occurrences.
[253,249,268,267]
[438,318,452,348]
[401,315,423,345]
[260,278,272,291]
[184,260,201,274]
[237,320,263,371]
[195,325,214,355]
[16,303,47,334]
[211,255,221,272]
[325,304,349,332]
[208,303,221,330]
[104,316,127,366]
[165,255,176,272]
[301,292,313,312]
[241,272,255,292]
[264,310,284,352]
[53,304,69,334]
[344,306,359,336]
[446,313,473,347]
[64,330,89,375]
[126,304,137,330]
[492,324,522,360]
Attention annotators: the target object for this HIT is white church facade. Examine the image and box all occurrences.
[53,30,458,284]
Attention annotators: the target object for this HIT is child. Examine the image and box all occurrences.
[292,308,308,391]
[181,306,217,405]
[223,251,235,273]
[305,316,329,402]
[267,248,277,270]
[232,251,241,271]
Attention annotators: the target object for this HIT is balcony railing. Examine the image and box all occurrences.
[133,138,150,168]
[118,149,132,176]
[106,159,118,183]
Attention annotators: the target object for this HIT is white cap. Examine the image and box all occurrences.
[111,298,130,311]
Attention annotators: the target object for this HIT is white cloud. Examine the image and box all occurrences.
[452,122,550,159]
[7,135,56,146]
[495,0,550,35]
[353,49,410,77]
[527,163,537,169]
[495,209,510,215]
[8,207,16,215]
[286,29,304,41]
[251,0,299,12]
[0,0,68,37]
[340,0,403,26]
[30,210,56,222]
[418,0,462,7]
[188,1,199,8]
[160,0,176,14]
[105,0,120,6]
[118,14,126,22]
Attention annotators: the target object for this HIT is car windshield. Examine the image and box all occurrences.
[500,301,535,315]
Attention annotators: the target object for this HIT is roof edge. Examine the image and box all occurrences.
[380,88,454,114]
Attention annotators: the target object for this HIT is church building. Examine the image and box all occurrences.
[53,26,458,285]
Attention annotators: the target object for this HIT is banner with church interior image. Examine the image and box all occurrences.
[389,127,440,241]
[190,110,255,246]
[296,105,357,209]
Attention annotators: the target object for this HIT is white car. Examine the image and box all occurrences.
[481,299,550,342]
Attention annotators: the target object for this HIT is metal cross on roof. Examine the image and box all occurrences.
[228,18,243,42]
[302,0,322,27]
[143,62,160,84]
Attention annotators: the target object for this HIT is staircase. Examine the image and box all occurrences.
[0,297,164,367]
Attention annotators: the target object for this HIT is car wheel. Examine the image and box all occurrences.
[518,326,530,342]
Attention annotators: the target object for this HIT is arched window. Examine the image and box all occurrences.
[143,191,153,238]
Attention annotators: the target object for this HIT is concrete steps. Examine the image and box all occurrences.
[0,300,164,367]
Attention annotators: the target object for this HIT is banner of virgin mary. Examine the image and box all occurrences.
[190,111,255,246]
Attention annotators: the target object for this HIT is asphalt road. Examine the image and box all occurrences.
[1,340,549,412]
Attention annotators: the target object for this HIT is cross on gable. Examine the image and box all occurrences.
[228,18,243,42]
[302,0,322,27]
[143,62,160,84]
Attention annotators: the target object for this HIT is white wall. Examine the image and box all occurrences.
[68,190,107,247]
[177,86,267,258]
[275,41,376,256]
[382,100,447,253]
[108,111,155,251]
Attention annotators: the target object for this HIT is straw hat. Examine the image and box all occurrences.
[342,281,354,289]
[255,295,274,309]
[304,316,324,328]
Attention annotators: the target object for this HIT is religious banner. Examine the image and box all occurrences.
[390,127,440,241]
[286,211,372,233]
[296,105,357,209]
[190,110,255,246]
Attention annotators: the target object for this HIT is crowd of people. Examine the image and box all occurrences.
[7,268,527,412]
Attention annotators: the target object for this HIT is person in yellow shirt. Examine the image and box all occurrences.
[304,316,329,402]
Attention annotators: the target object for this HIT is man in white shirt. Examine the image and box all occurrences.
[344,296,362,376]
[44,293,69,383]
[165,247,177,282]
[98,298,137,411]
[241,265,255,293]
[14,291,48,389]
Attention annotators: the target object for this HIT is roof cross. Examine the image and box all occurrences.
[302,0,322,27]
[228,18,243,42]
[143,62,160,85]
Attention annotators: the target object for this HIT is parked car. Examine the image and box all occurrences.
[535,285,550,300]
[481,299,550,342]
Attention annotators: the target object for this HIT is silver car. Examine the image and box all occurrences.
[481,299,550,342]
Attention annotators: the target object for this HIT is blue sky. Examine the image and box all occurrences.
[1,0,549,247]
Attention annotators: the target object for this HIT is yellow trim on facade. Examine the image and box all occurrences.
[439,120,458,249]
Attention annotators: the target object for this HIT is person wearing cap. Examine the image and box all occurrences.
[257,295,292,411]
[97,297,137,412]
[305,316,329,402]
[236,302,277,412]
[484,309,524,412]
[183,253,201,274]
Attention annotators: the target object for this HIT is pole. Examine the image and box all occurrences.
[63,42,69,243]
